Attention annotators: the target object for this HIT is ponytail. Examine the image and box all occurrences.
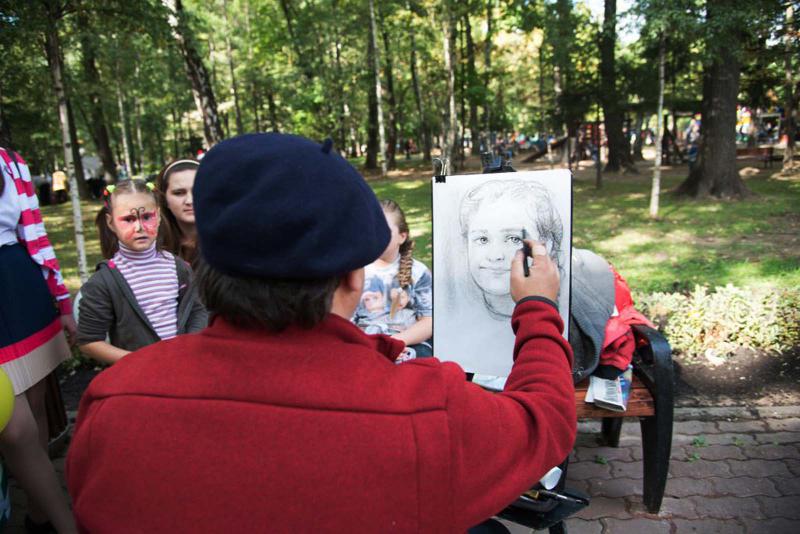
[381,198,416,319]
[95,204,119,259]
[389,239,415,319]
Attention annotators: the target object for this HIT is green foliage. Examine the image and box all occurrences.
[638,284,800,358]
[691,436,707,447]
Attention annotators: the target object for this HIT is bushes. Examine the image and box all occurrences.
[637,285,800,358]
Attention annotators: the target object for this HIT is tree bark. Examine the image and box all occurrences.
[442,6,458,164]
[675,5,749,198]
[380,8,398,170]
[163,0,224,147]
[134,98,144,172]
[483,0,494,136]
[368,0,387,175]
[223,0,244,136]
[116,81,134,177]
[632,110,645,161]
[783,4,796,172]
[600,0,636,173]
[43,9,88,282]
[409,10,431,162]
[464,13,480,155]
[77,11,116,183]
[650,34,666,219]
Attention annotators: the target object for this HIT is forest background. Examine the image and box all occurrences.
[0,0,798,387]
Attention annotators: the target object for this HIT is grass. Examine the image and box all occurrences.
[42,156,799,298]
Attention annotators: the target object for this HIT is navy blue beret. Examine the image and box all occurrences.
[194,133,390,279]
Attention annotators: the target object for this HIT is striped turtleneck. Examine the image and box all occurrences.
[113,243,179,340]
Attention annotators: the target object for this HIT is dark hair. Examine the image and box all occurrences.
[96,179,159,259]
[195,259,341,331]
[156,159,200,263]
[380,199,415,318]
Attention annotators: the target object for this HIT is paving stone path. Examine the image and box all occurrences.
[6,406,800,532]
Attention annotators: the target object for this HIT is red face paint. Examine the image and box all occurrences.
[115,207,158,245]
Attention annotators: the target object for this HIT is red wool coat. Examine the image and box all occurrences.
[67,299,576,533]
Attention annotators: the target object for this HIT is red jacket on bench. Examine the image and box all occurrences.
[66,299,575,533]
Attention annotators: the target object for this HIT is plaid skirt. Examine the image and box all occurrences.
[0,243,69,395]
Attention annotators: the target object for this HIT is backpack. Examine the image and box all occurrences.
[569,249,654,383]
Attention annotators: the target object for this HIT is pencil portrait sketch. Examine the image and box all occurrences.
[433,170,572,377]
[460,180,565,319]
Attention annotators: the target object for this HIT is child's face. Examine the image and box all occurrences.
[106,192,160,252]
[361,290,385,313]
[379,211,408,262]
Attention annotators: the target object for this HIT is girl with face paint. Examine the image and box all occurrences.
[76,180,207,365]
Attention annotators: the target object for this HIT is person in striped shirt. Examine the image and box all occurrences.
[76,179,207,364]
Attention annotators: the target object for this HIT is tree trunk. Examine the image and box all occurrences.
[380,9,398,170]
[171,106,180,156]
[116,81,134,178]
[783,4,796,172]
[464,14,480,156]
[442,6,458,164]
[163,0,224,147]
[650,34,666,219]
[77,11,116,183]
[44,12,88,282]
[134,98,144,172]
[223,0,244,136]
[409,10,431,162]
[552,0,572,137]
[632,111,644,160]
[600,0,636,173]
[483,0,494,136]
[675,8,749,198]
[368,0,387,175]
[331,2,347,153]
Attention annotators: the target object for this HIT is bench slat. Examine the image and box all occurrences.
[574,375,655,418]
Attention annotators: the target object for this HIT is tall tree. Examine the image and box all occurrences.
[464,11,480,155]
[76,8,116,183]
[42,0,88,281]
[675,0,752,198]
[223,0,244,136]
[650,33,666,218]
[408,4,432,162]
[162,0,224,147]
[367,0,387,175]
[380,6,398,170]
[442,3,458,163]
[600,0,637,173]
[783,3,797,173]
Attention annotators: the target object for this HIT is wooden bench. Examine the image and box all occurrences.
[736,146,775,168]
[575,324,674,514]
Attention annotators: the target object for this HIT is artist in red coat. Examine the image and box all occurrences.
[66,133,576,533]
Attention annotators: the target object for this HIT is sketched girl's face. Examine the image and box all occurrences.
[466,199,531,296]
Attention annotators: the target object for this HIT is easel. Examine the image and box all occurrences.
[433,156,590,534]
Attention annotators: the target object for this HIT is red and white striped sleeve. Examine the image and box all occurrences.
[0,148,72,315]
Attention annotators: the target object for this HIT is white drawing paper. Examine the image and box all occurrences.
[432,169,572,377]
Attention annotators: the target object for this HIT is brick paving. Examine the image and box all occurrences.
[5,406,800,533]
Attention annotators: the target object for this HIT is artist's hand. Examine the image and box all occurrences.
[60,314,77,347]
[510,239,559,304]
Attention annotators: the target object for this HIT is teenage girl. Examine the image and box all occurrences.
[0,146,77,533]
[76,179,207,364]
[156,159,200,264]
[353,199,433,357]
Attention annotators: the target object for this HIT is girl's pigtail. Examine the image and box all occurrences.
[389,239,415,319]
[95,205,119,259]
